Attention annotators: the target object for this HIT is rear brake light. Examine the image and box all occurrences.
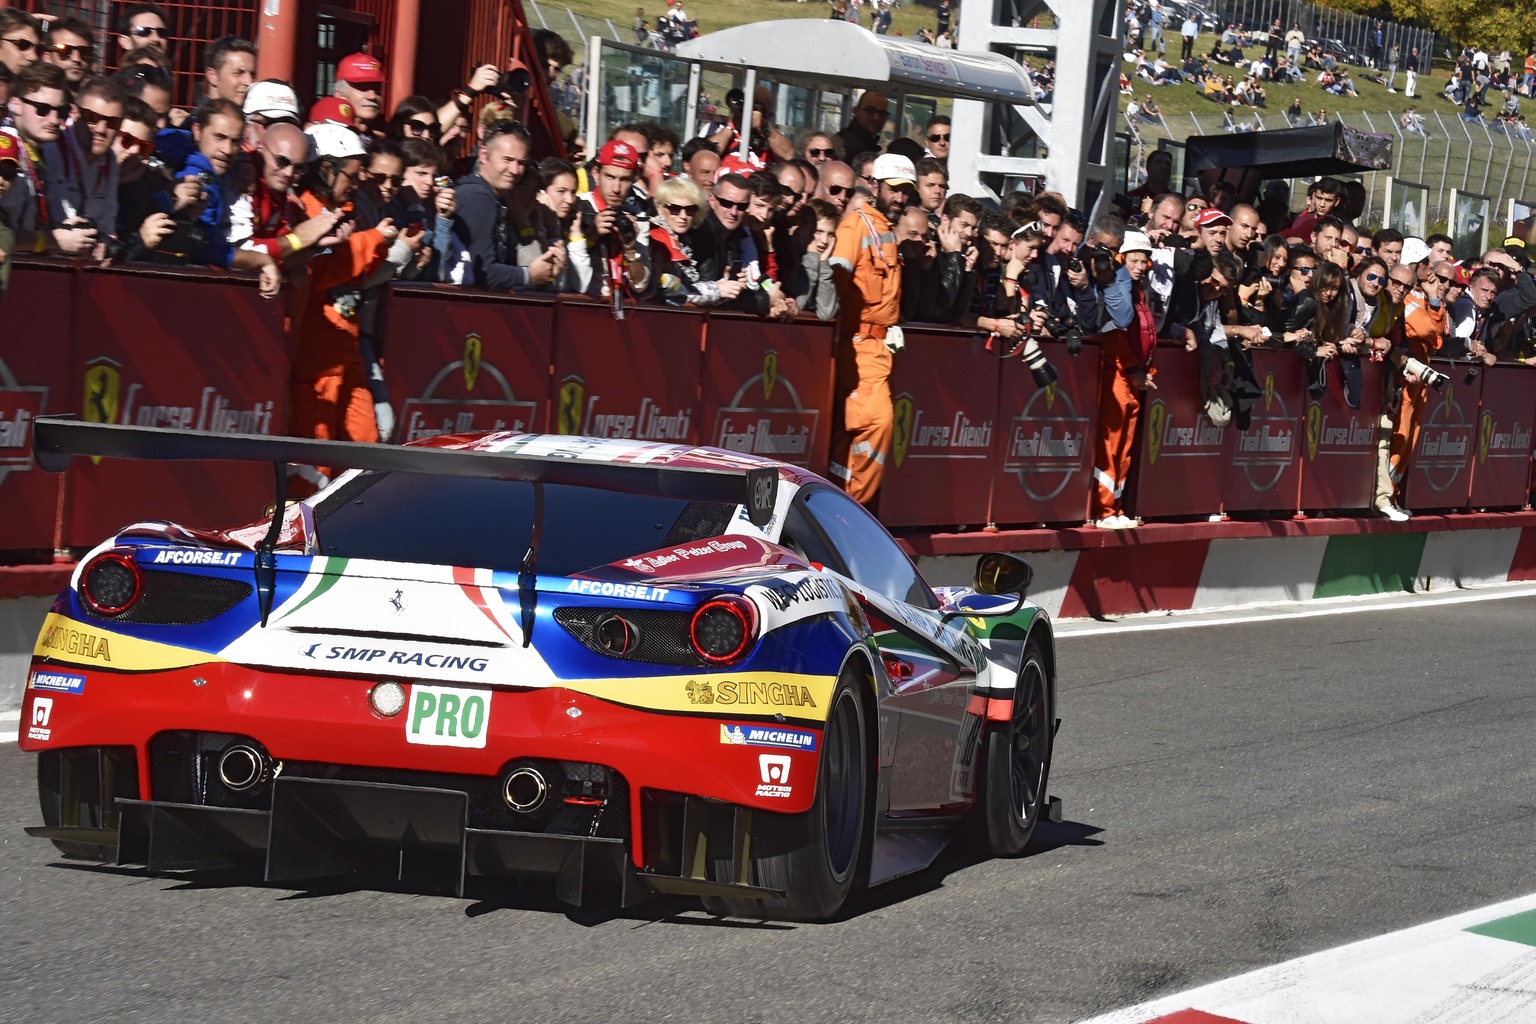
[689,596,757,665]
[80,553,143,616]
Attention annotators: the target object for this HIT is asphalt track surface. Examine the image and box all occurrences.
[2,594,1534,1023]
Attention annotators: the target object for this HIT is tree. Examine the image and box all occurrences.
[1316,0,1536,50]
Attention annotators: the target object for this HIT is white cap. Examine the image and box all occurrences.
[871,152,917,186]
[1120,230,1154,255]
[244,81,300,120]
[306,122,367,161]
[1400,236,1431,265]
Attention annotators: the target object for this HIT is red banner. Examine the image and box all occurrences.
[1297,359,1382,513]
[1404,364,1481,511]
[1222,350,1303,514]
[1469,364,1536,508]
[552,302,703,442]
[64,268,290,545]
[1134,346,1233,518]
[382,286,555,442]
[700,314,834,475]
[0,261,74,551]
[881,330,1000,528]
[989,340,1098,526]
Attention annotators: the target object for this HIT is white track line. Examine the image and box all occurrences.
[1056,582,1536,638]
[0,708,17,745]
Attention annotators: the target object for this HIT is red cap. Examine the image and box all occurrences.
[0,132,19,167]
[1451,266,1471,286]
[714,153,762,181]
[1195,207,1233,228]
[336,52,386,86]
[597,139,641,170]
[308,96,357,127]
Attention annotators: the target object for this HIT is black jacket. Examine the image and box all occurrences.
[450,173,532,291]
[695,212,769,316]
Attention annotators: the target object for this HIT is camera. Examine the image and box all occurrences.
[1403,356,1449,389]
[613,209,638,246]
[1075,243,1118,286]
[1032,300,1085,355]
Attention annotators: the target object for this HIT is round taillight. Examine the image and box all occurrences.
[689,597,757,665]
[370,681,407,717]
[81,553,143,616]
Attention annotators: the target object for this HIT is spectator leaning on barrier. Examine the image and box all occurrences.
[167,98,248,272]
[384,139,455,281]
[827,152,915,507]
[63,78,126,242]
[650,173,742,308]
[227,120,329,271]
[694,171,768,315]
[114,97,192,259]
[792,198,841,322]
[449,119,563,291]
[3,62,97,257]
[570,138,652,306]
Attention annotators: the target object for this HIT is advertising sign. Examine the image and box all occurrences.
[1404,370,1480,510]
[989,340,1098,525]
[553,303,703,443]
[0,261,72,550]
[700,314,834,475]
[1297,360,1381,512]
[1222,352,1302,514]
[65,269,291,545]
[1134,346,1232,518]
[383,287,555,442]
[1468,365,1536,508]
[881,330,1000,527]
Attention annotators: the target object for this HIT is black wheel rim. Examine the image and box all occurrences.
[821,689,862,880]
[1010,660,1050,827]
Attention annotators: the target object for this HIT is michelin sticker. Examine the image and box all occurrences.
[720,723,818,751]
[406,685,490,748]
[30,670,86,695]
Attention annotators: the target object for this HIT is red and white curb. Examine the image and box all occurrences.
[1077,892,1536,1024]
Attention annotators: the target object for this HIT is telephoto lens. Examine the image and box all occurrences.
[1403,356,1449,390]
[1017,337,1060,387]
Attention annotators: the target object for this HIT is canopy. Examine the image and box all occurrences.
[673,20,1035,104]
[1182,122,1394,180]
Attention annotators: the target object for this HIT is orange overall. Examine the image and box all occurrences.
[828,205,901,505]
[1090,285,1157,520]
[286,192,390,487]
[1387,291,1447,496]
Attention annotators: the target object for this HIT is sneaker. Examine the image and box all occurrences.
[1208,512,1227,523]
[1376,503,1410,522]
[1093,516,1121,529]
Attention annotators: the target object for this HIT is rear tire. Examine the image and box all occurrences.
[970,638,1053,857]
[704,670,869,921]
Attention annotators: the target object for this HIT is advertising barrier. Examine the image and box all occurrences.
[989,340,1098,526]
[64,267,291,545]
[881,328,1000,528]
[700,313,835,476]
[1297,359,1382,513]
[552,302,703,442]
[2,260,1535,557]
[0,261,73,551]
[383,286,556,442]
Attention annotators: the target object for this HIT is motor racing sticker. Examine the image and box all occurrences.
[28,696,53,742]
[405,684,490,749]
[756,753,794,798]
[720,724,818,751]
[32,612,223,672]
[29,670,86,694]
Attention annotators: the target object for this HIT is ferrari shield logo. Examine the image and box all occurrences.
[1146,400,1165,465]
[1479,409,1494,464]
[1442,385,1454,417]
[462,334,483,394]
[557,377,584,435]
[762,350,778,402]
[1263,372,1275,410]
[892,394,914,467]
[83,361,120,425]
[1306,403,1322,462]
[1044,382,1057,410]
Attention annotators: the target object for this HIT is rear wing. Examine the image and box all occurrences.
[33,417,778,527]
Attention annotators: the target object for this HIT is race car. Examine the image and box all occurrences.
[21,417,1059,922]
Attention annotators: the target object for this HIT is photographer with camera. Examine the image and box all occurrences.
[569,139,652,311]
[1448,268,1502,366]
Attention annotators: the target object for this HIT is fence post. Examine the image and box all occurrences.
[568,8,585,45]
[1519,139,1533,208]
[605,18,619,41]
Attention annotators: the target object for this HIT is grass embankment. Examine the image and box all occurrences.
[563,0,943,44]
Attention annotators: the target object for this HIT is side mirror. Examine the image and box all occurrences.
[973,553,1033,596]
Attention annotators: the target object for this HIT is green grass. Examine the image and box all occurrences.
[561,0,944,44]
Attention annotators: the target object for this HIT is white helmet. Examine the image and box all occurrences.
[306,122,367,162]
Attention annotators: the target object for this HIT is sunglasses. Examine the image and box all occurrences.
[861,106,890,120]
[46,41,94,61]
[1186,202,1207,211]
[404,119,437,136]
[807,147,834,158]
[926,133,950,142]
[120,64,172,87]
[1295,265,1316,275]
[272,153,308,174]
[130,24,166,38]
[1436,275,1453,284]
[369,171,405,187]
[118,132,155,155]
[1355,244,1372,253]
[714,197,749,212]
[0,163,18,182]
[663,202,698,215]
[20,97,70,120]
[2,37,36,54]
[826,184,850,196]
[78,107,123,131]
[1363,272,1386,284]
[1388,278,1412,288]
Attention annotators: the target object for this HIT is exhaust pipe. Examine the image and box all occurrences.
[502,766,548,813]
[218,744,272,792]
